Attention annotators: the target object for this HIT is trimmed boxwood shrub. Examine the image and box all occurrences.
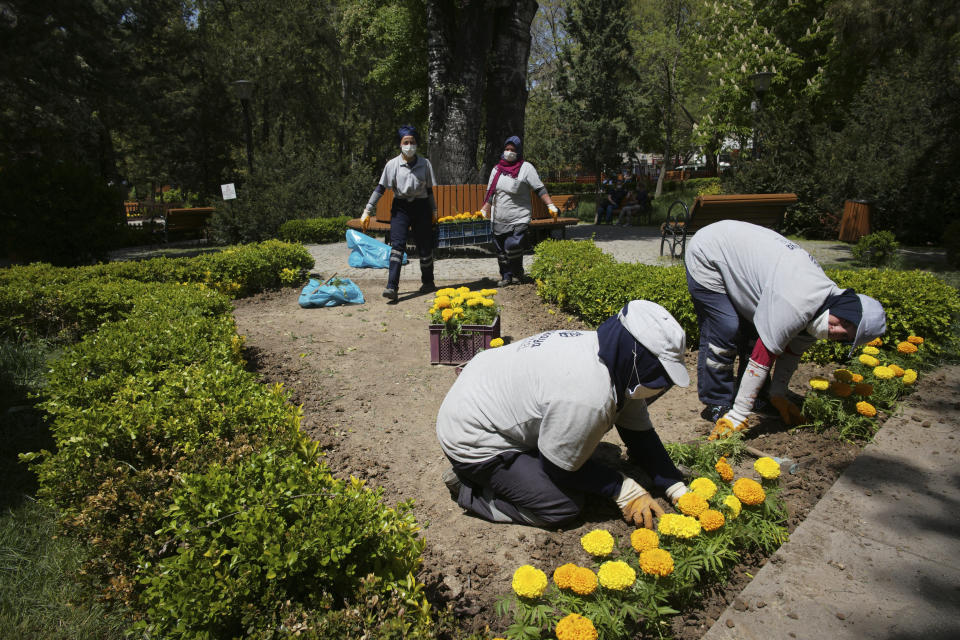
[278,215,351,244]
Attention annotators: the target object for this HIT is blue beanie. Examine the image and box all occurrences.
[398,125,418,143]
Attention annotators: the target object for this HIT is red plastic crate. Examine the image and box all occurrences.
[429,316,500,365]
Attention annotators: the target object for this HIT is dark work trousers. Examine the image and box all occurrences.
[493,223,528,280]
[388,197,434,291]
[447,450,584,528]
[686,270,755,407]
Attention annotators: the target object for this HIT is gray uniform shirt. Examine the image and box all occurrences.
[366,154,437,210]
[436,330,655,472]
[486,161,545,232]
[685,220,843,354]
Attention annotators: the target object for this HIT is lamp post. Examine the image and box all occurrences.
[749,71,774,159]
[231,79,254,173]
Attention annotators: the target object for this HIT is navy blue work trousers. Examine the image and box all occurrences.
[388,198,434,290]
[492,223,528,280]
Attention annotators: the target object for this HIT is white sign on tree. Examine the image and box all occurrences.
[221,183,237,200]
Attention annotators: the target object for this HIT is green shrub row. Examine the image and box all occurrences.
[530,239,960,361]
[0,240,313,341]
[278,215,351,244]
[19,267,433,638]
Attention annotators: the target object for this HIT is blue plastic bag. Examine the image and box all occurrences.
[298,277,365,308]
[346,229,407,269]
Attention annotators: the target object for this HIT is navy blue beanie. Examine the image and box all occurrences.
[398,125,418,143]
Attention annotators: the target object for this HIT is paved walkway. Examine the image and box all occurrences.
[703,367,960,638]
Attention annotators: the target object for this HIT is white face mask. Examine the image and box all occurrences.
[629,384,665,400]
[503,150,518,162]
[806,310,830,340]
[401,144,417,157]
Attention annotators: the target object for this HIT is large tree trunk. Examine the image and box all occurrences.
[479,0,538,182]
[427,1,493,184]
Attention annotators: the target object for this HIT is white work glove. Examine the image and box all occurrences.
[547,203,559,219]
[360,207,372,232]
[665,481,688,506]
[709,358,769,440]
[616,476,664,529]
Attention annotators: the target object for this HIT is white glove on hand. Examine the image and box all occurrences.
[360,207,372,231]
[547,203,559,219]
[665,481,688,505]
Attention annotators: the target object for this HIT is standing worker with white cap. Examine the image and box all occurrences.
[685,220,888,439]
[436,300,691,529]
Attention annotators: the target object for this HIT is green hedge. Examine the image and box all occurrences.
[278,215,351,244]
[0,240,313,341]
[17,251,432,637]
[530,239,960,361]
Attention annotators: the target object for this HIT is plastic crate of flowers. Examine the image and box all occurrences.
[435,211,492,247]
[428,286,501,364]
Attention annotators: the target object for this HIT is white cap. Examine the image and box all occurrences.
[851,293,887,349]
[617,300,690,387]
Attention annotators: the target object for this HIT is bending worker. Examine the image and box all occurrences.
[436,300,691,529]
[685,220,887,438]
[360,124,438,301]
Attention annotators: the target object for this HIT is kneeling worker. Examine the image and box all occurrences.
[436,300,691,530]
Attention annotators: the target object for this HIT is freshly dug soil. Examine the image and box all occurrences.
[232,280,865,639]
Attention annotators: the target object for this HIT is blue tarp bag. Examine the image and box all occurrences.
[298,277,365,308]
[346,229,407,269]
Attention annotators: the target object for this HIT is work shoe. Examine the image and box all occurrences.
[419,282,436,294]
[442,466,462,502]
[382,287,398,301]
[497,276,513,287]
[700,404,731,424]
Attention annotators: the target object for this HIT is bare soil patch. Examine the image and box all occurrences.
[232,279,870,638]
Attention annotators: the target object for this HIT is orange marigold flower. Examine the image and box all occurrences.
[831,381,853,398]
[676,492,709,517]
[732,477,766,506]
[569,567,598,596]
[897,341,918,354]
[553,563,578,589]
[907,335,924,344]
[715,457,734,482]
[867,337,883,347]
[639,548,675,577]
[854,383,874,397]
[556,613,598,640]
[699,509,726,531]
[888,364,905,377]
[851,373,864,383]
[833,369,854,383]
[630,528,659,552]
[856,401,877,417]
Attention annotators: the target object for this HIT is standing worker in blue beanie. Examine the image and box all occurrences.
[361,125,439,301]
[480,135,560,286]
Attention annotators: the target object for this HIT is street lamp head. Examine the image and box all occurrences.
[231,79,254,101]
[749,71,775,97]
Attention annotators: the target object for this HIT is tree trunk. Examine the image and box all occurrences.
[479,0,538,182]
[427,0,493,184]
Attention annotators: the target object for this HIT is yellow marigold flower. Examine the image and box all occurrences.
[690,477,718,500]
[639,548,675,577]
[866,337,883,347]
[569,567,598,596]
[657,513,701,539]
[754,457,781,480]
[441,308,454,322]
[489,337,504,348]
[555,613,598,640]
[451,296,464,306]
[854,383,874,397]
[597,560,636,590]
[833,369,854,383]
[715,457,734,482]
[580,529,614,557]
[435,295,451,309]
[481,298,495,307]
[809,376,830,391]
[856,401,877,417]
[902,369,917,385]
[723,495,742,519]
[676,492,709,517]
[699,509,726,532]
[630,528,659,552]
[888,364,905,377]
[452,307,464,316]
[512,565,547,598]
[428,306,437,315]
[553,563,578,589]
[466,298,481,307]
[862,346,880,355]
[851,373,864,383]
[461,291,479,299]
[873,366,895,380]
[907,335,924,344]
[456,286,470,294]
[897,341,918,354]
[436,288,456,296]
[859,354,880,367]
[831,381,853,398]
[732,477,766,506]
[482,288,498,296]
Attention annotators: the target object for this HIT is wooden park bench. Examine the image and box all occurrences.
[660,193,798,259]
[164,207,214,243]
